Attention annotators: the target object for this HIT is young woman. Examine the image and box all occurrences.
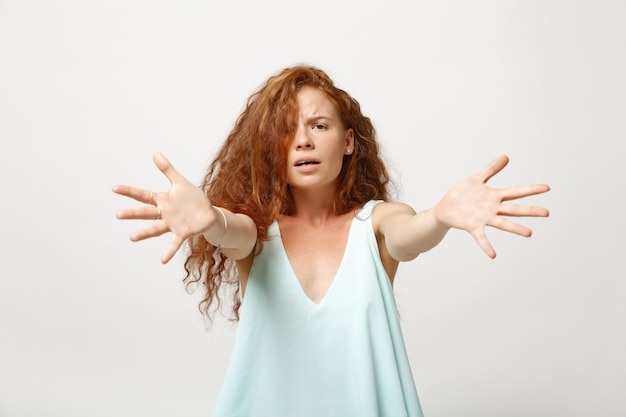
[113,65,549,416]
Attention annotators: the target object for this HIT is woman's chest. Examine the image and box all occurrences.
[278,217,353,305]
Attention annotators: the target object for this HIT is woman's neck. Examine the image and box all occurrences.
[287,186,339,226]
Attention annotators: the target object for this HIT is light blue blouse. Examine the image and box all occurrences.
[212,200,424,417]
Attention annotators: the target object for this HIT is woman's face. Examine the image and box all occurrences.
[286,86,354,193]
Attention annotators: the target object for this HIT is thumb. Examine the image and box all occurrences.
[153,152,184,184]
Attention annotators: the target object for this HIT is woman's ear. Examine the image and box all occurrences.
[344,128,355,155]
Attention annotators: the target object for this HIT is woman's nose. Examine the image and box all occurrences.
[294,126,314,149]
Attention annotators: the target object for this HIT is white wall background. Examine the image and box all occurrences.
[1,0,624,416]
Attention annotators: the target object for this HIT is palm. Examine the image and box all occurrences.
[436,155,550,258]
[113,153,215,263]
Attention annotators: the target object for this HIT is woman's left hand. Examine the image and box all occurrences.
[434,155,550,258]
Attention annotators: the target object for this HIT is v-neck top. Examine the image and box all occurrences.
[212,200,424,417]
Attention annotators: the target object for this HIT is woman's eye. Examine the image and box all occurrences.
[312,124,327,130]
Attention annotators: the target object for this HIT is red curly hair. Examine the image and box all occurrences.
[183,65,392,320]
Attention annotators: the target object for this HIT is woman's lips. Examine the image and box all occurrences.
[294,159,320,172]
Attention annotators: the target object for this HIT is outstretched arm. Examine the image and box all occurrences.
[112,152,257,263]
[379,155,550,260]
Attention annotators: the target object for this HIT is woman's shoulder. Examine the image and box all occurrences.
[370,200,416,223]
[366,201,415,281]
[368,200,416,237]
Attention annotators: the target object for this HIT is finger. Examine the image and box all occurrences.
[501,184,551,201]
[116,206,162,221]
[488,216,532,237]
[471,229,497,259]
[161,235,185,264]
[130,222,170,242]
[153,152,185,185]
[475,154,509,183]
[498,203,550,218]
[112,185,154,205]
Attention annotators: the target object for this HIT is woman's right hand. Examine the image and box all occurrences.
[112,152,219,264]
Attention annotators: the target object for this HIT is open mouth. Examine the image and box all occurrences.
[295,160,320,167]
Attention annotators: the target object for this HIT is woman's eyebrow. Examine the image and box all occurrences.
[305,116,332,124]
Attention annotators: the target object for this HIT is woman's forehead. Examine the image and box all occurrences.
[296,86,340,118]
